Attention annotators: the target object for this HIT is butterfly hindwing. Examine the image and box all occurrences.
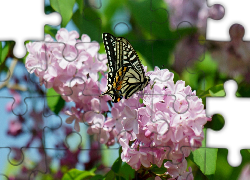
[101,33,150,103]
[117,67,147,99]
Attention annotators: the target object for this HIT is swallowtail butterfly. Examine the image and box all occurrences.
[100,33,150,103]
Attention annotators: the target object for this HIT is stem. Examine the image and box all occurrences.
[0,58,27,91]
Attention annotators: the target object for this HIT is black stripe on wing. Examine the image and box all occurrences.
[118,37,146,76]
[102,33,117,86]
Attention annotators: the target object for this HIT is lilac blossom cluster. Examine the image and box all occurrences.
[115,67,210,179]
[25,29,210,179]
[25,28,108,132]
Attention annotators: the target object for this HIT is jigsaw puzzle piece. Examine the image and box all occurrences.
[208,24,250,83]
[0,42,51,115]
[124,0,170,40]
[183,42,220,93]
[0,95,62,177]
[44,132,85,179]
[0,147,47,180]
[0,0,61,58]
[44,131,117,179]
[1,39,101,115]
[164,1,223,80]
[171,22,206,74]
[206,79,250,167]
[167,0,224,34]
[73,1,103,43]
[47,33,101,62]
[75,40,107,67]
[76,0,170,43]
[206,0,250,41]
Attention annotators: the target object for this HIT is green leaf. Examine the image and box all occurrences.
[127,0,170,39]
[104,170,115,180]
[118,163,135,180]
[72,8,101,41]
[111,157,122,173]
[62,169,96,180]
[45,5,56,14]
[76,0,83,14]
[198,84,225,99]
[192,147,218,175]
[205,114,225,131]
[0,42,10,64]
[50,0,75,27]
[237,83,250,97]
[46,88,65,115]
[192,129,218,175]
[115,176,126,180]
[44,25,58,38]
[150,160,168,174]
[89,174,104,180]
[209,89,225,97]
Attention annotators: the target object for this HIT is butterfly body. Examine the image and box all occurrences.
[100,33,150,103]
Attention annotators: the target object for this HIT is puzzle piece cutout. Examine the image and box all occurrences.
[0,0,61,58]
[44,131,118,179]
[80,0,184,41]
[0,96,63,178]
[206,0,250,41]
[0,147,47,179]
[0,40,106,115]
[208,24,250,82]
[0,0,230,179]
[206,79,250,167]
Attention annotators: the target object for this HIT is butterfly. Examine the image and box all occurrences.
[100,33,150,103]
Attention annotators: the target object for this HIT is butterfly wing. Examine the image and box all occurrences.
[102,33,118,88]
[117,37,146,77]
[113,66,149,100]
[101,33,150,103]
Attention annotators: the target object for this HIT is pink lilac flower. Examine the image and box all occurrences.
[116,67,209,177]
[165,159,193,180]
[56,28,79,45]
[6,90,21,112]
[155,176,161,180]
[77,34,100,57]
[7,119,22,136]
[121,106,139,134]
[26,28,210,178]
[65,107,83,132]
[238,164,250,180]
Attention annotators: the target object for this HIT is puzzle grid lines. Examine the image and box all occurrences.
[0,0,250,179]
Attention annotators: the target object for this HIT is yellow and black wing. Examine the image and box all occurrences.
[101,33,150,103]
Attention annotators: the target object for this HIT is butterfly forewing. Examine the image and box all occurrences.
[102,33,117,86]
[101,33,150,103]
[119,37,145,75]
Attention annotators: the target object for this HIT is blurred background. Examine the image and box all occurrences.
[1,0,250,179]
